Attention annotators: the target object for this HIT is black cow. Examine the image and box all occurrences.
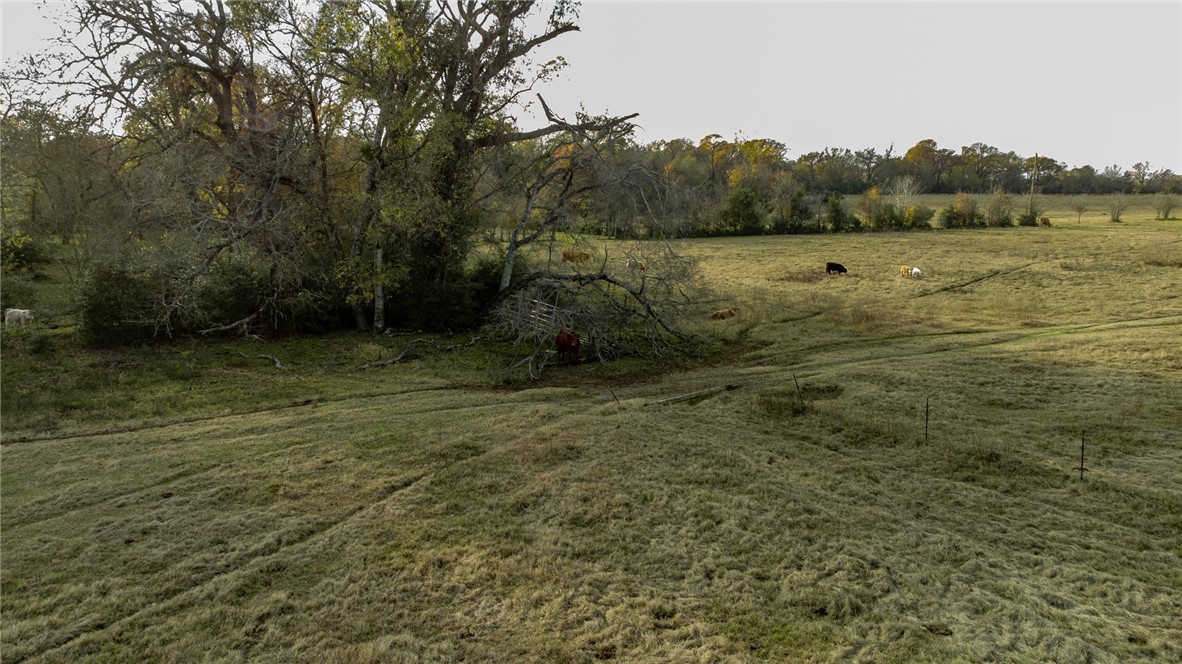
[825,262,848,275]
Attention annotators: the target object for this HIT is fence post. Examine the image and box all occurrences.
[924,396,930,445]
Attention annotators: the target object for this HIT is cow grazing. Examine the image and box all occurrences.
[4,308,32,331]
[1039,216,1051,227]
[825,262,848,275]
[709,307,740,320]
[561,249,591,265]
[555,328,580,364]
[910,267,923,279]
[900,265,912,278]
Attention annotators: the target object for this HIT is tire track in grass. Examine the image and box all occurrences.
[627,314,1181,407]
[749,412,1179,660]
[5,389,556,659]
[773,314,1182,382]
[915,262,1035,297]
[20,472,430,662]
[1,439,322,529]
[2,392,528,529]
[0,385,458,446]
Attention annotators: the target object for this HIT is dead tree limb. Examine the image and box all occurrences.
[198,312,260,336]
[360,335,484,369]
[238,351,287,370]
[645,384,741,407]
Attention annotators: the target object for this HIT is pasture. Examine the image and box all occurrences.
[2,212,1180,662]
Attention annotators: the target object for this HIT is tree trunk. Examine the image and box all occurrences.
[373,245,385,333]
[500,236,520,292]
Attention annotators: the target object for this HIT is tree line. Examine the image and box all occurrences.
[2,1,1178,345]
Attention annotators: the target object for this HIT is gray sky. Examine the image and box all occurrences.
[5,1,1180,171]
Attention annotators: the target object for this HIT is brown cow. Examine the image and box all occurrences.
[556,328,580,364]
[709,307,740,320]
[562,249,591,265]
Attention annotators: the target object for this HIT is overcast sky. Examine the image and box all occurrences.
[4,1,1180,172]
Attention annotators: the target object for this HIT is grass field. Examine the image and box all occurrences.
[2,208,1180,662]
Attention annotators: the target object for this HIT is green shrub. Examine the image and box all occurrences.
[825,194,860,233]
[0,274,37,313]
[721,187,764,236]
[985,191,1015,227]
[940,193,984,229]
[195,258,267,328]
[78,263,161,346]
[469,252,526,315]
[1,229,51,275]
[869,203,906,231]
[904,204,934,230]
[385,253,528,332]
[1016,211,1040,226]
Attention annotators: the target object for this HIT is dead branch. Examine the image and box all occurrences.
[238,351,287,370]
[519,269,694,342]
[645,384,741,407]
[360,335,483,369]
[198,312,260,335]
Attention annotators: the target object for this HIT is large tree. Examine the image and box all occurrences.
[25,0,646,334]
[311,0,638,330]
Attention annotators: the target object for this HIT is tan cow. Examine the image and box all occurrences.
[562,249,591,265]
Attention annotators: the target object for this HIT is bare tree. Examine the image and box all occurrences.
[1108,196,1130,222]
[886,175,921,212]
[1152,194,1177,220]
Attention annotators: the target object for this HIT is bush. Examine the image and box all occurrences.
[1107,196,1130,222]
[985,191,1015,227]
[1016,211,1040,226]
[904,205,934,230]
[1,229,51,275]
[825,194,860,233]
[1152,194,1177,220]
[868,203,905,231]
[0,274,37,314]
[770,188,815,234]
[385,253,531,332]
[195,258,268,329]
[940,193,984,229]
[78,263,161,346]
[721,187,765,236]
[469,252,528,316]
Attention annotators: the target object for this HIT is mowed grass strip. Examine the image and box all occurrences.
[2,218,1180,662]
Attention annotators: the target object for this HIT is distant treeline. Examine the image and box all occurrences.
[555,135,1180,239]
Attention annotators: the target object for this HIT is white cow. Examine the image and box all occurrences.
[910,267,923,279]
[4,308,33,331]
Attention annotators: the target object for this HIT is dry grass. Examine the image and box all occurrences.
[2,215,1181,662]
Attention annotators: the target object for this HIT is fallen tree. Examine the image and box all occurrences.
[488,242,704,377]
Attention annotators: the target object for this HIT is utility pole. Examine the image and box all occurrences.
[1028,152,1039,217]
